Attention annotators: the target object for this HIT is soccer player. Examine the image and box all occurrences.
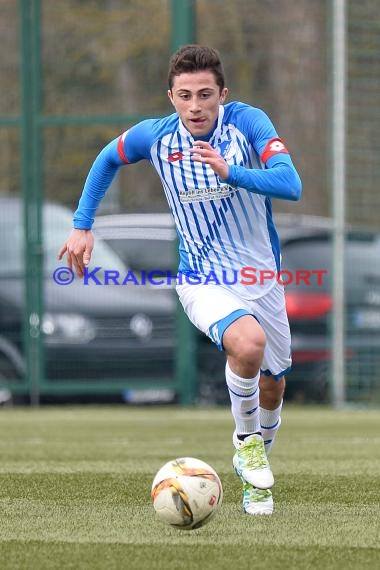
[58,45,302,515]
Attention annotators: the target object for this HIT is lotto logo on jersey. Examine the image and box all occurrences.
[168,151,184,162]
[261,138,289,164]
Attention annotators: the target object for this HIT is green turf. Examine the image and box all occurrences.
[0,405,379,569]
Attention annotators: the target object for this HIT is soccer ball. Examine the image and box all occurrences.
[151,457,223,530]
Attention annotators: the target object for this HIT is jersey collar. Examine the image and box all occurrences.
[178,105,225,143]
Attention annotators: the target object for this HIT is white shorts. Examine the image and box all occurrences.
[176,282,292,379]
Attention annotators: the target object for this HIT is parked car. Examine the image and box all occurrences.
[94,212,228,404]
[94,212,380,403]
[0,196,177,404]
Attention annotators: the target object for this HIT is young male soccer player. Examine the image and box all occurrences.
[58,45,302,515]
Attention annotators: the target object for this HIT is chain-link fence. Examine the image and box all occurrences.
[0,0,379,405]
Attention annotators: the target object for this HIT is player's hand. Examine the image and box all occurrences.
[189,141,230,180]
[57,229,94,278]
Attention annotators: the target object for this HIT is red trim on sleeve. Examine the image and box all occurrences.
[117,133,129,164]
[261,137,289,164]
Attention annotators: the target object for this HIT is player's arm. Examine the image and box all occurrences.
[57,138,125,276]
[190,109,302,202]
[223,145,302,202]
[224,108,302,201]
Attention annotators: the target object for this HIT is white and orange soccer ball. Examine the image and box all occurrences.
[151,457,223,530]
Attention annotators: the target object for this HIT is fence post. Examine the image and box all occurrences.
[170,0,196,51]
[330,0,347,407]
[170,0,198,405]
[20,0,44,406]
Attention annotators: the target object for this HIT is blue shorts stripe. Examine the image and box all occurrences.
[261,366,292,380]
[208,308,251,351]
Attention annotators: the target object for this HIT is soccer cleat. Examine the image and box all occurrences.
[232,433,274,489]
[240,481,274,515]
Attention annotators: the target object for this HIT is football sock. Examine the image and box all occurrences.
[260,401,283,455]
[225,361,261,436]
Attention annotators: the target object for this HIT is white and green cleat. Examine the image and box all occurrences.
[240,482,274,515]
[232,433,274,490]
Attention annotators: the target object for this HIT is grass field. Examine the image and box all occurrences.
[0,405,379,570]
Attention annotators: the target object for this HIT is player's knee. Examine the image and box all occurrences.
[223,315,266,371]
[229,333,266,368]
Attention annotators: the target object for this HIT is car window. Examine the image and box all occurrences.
[0,217,21,275]
[281,234,380,292]
[95,223,178,274]
[45,206,127,275]
[343,234,380,291]
[0,201,127,277]
[281,239,331,291]
[107,237,178,273]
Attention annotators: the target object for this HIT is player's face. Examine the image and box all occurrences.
[168,71,228,137]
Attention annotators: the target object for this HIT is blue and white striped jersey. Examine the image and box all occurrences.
[74,101,302,300]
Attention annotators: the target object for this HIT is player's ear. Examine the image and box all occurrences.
[167,90,175,106]
[220,87,228,103]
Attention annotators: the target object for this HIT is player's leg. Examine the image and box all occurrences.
[176,282,274,491]
[257,286,290,459]
[234,284,291,515]
[223,314,265,439]
[232,387,286,516]
[222,316,274,491]
[235,375,285,516]
[260,373,286,455]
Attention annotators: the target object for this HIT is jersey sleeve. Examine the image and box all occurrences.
[116,119,157,164]
[73,139,124,229]
[73,120,156,229]
[249,108,288,162]
[222,107,302,201]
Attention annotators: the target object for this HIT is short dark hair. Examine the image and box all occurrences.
[168,44,225,91]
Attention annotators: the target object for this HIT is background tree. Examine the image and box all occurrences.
[0,0,379,226]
